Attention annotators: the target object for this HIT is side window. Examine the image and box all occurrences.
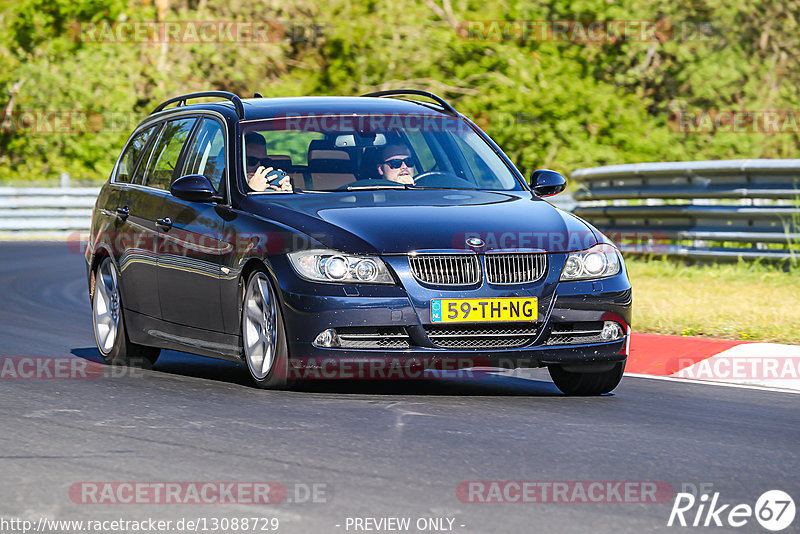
[143,117,197,190]
[452,130,514,189]
[116,126,155,183]
[183,118,226,191]
[132,123,162,185]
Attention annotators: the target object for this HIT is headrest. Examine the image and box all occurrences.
[308,150,350,161]
[267,154,292,166]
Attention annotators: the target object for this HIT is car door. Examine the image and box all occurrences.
[155,116,228,331]
[114,122,164,319]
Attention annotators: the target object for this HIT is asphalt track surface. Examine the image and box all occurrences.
[0,242,798,534]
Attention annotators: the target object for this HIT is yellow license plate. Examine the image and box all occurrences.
[430,297,538,323]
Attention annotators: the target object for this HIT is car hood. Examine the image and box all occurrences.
[245,190,597,254]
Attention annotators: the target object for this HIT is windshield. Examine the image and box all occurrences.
[241,114,524,193]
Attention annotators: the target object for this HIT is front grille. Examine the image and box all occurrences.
[409,254,480,285]
[486,253,547,284]
[545,322,605,345]
[425,324,540,349]
[336,327,410,349]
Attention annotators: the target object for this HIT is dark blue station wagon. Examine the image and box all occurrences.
[86,90,632,395]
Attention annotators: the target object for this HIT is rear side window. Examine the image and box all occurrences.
[132,124,162,185]
[183,118,226,191]
[117,126,156,183]
[143,117,197,190]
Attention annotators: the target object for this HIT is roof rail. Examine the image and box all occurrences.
[360,89,458,116]
[152,91,245,118]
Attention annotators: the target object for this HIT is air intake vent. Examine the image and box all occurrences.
[485,252,547,284]
[409,254,480,285]
[335,327,411,349]
[425,324,540,349]
[545,322,605,345]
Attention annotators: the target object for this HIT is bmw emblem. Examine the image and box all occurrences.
[466,237,485,248]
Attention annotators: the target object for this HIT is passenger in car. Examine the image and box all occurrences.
[376,144,417,185]
[245,133,293,192]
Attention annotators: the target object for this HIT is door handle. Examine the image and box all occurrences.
[115,206,129,220]
[156,217,172,231]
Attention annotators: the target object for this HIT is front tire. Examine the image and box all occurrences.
[92,257,160,369]
[548,362,625,396]
[241,269,291,389]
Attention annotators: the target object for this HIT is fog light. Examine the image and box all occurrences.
[313,328,340,348]
[600,321,624,341]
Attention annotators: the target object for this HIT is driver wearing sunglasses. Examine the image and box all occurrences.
[376,144,416,185]
[244,133,292,192]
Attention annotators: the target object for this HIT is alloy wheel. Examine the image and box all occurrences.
[243,272,278,380]
[93,259,120,355]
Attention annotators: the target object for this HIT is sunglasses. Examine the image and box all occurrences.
[383,157,414,169]
[247,156,271,167]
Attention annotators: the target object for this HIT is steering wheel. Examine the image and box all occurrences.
[336,179,405,190]
[412,171,474,188]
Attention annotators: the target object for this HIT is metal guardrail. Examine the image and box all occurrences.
[0,188,98,231]
[3,161,800,263]
[570,160,800,260]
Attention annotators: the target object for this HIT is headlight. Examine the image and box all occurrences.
[559,244,621,281]
[288,249,394,284]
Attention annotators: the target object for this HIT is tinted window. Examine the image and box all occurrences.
[117,126,155,183]
[183,118,226,191]
[143,118,196,190]
[452,130,509,189]
[132,124,161,185]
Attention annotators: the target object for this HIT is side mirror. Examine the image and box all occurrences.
[170,174,221,203]
[530,169,567,197]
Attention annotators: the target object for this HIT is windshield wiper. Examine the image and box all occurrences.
[345,184,409,191]
[405,185,473,190]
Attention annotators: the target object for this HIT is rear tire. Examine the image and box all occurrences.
[548,361,625,396]
[241,269,292,389]
[92,257,160,369]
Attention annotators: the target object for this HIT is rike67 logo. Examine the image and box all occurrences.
[668,488,795,531]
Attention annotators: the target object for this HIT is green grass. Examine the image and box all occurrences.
[626,257,800,344]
